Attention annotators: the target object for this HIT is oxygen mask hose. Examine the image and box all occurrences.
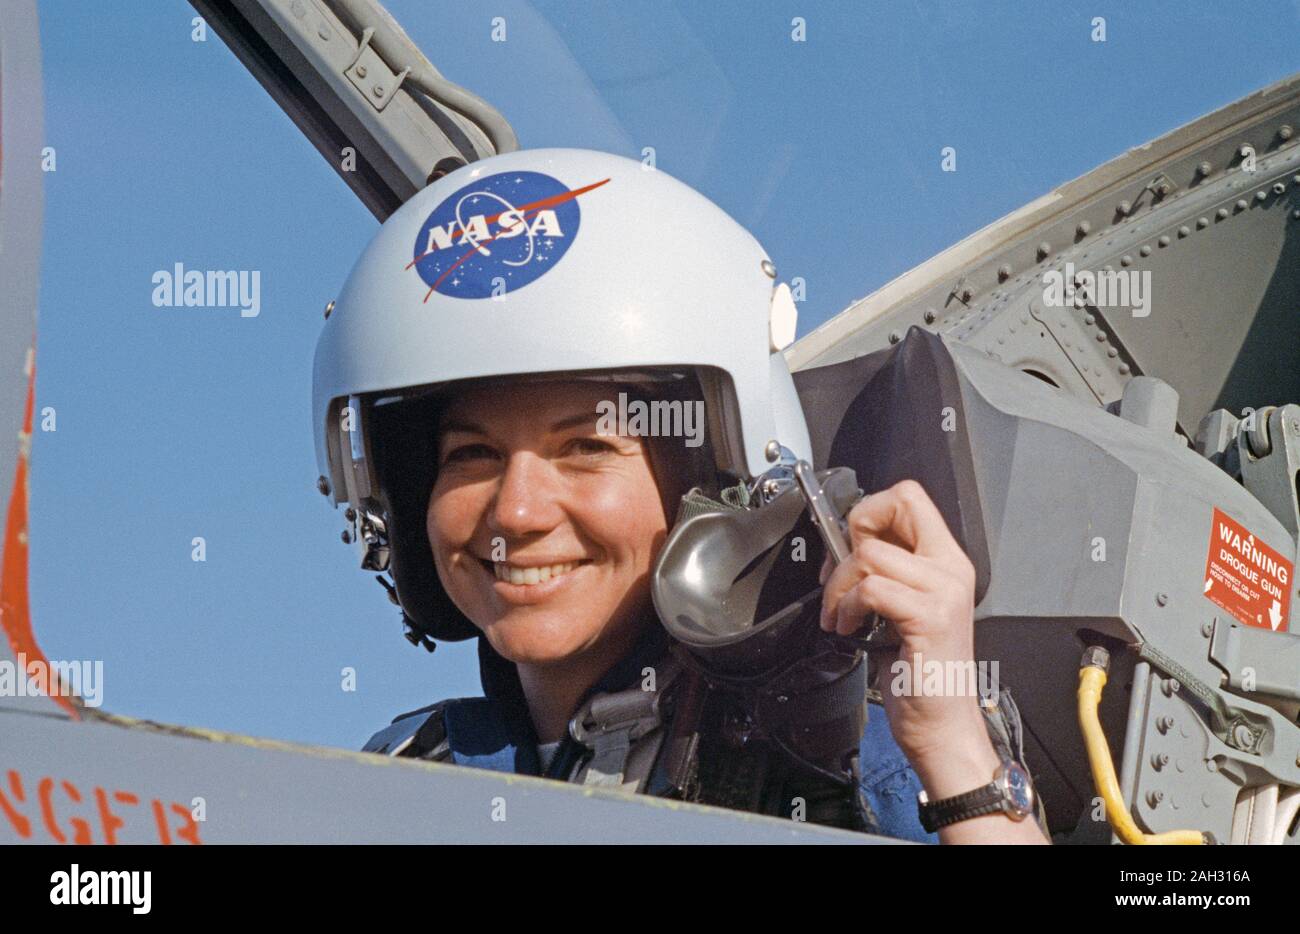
[1077,646,1208,845]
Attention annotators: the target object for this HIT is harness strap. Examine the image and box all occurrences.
[568,656,683,790]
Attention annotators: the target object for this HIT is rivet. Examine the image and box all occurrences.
[1117,199,1132,215]
[997,264,1011,281]
[1120,255,1133,267]
[1084,314,1096,325]
[1140,244,1152,257]
[1293,210,1300,220]
[1118,363,1130,374]
[316,476,331,496]
[1235,199,1248,211]
[1177,226,1189,238]
[344,507,357,522]
[1158,234,1171,247]
[1096,332,1107,342]
[1196,216,1209,229]
[373,85,386,98]
[888,331,901,344]
[761,259,777,279]
[1201,793,1213,807]
[1196,161,1212,177]
[1107,348,1118,357]
[324,300,335,319]
[317,23,331,40]
[341,529,353,544]
[1155,180,1171,197]
[1280,124,1294,141]
[1255,190,1267,202]
[1156,592,1168,606]
[1200,621,1213,637]
[1176,758,1186,773]
[356,64,367,78]
[1076,221,1091,236]
[1037,242,1051,259]
[923,309,936,323]
[1206,758,1218,772]
[764,440,782,462]
[1216,207,1229,219]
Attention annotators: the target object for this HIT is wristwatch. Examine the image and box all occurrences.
[916,760,1035,833]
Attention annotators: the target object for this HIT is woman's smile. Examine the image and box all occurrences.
[474,555,595,605]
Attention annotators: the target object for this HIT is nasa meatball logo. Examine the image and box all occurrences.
[408,171,609,300]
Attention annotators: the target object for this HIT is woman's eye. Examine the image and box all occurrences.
[564,437,616,457]
[441,443,499,465]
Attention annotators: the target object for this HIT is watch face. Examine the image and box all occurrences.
[999,763,1034,818]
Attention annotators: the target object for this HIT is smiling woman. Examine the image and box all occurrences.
[316,147,1049,843]
[425,380,690,743]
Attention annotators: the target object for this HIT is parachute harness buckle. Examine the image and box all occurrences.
[568,659,681,788]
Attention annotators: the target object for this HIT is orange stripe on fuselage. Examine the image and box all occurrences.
[0,350,80,719]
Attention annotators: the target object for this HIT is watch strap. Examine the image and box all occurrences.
[917,781,1004,833]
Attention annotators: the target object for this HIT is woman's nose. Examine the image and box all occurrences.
[487,451,564,538]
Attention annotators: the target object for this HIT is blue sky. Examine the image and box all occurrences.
[30,0,1299,749]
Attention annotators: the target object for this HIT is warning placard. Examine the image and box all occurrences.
[1202,507,1293,632]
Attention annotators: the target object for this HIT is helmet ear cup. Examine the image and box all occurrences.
[370,394,479,642]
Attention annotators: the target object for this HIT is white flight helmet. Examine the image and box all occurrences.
[312,147,810,646]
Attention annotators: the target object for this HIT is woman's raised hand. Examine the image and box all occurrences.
[817,478,986,764]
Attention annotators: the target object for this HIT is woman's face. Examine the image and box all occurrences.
[427,381,669,666]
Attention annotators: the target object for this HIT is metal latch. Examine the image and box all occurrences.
[345,26,410,112]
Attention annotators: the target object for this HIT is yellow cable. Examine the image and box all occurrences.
[1077,663,1205,845]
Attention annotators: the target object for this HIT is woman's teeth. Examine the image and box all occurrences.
[493,561,579,585]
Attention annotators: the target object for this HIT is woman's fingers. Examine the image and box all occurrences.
[820,537,930,629]
[847,479,962,562]
[832,573,927,635]
[850,536,933,590]
[819,479,976,635]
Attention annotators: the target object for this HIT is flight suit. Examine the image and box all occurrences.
[363,625,1049,842]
